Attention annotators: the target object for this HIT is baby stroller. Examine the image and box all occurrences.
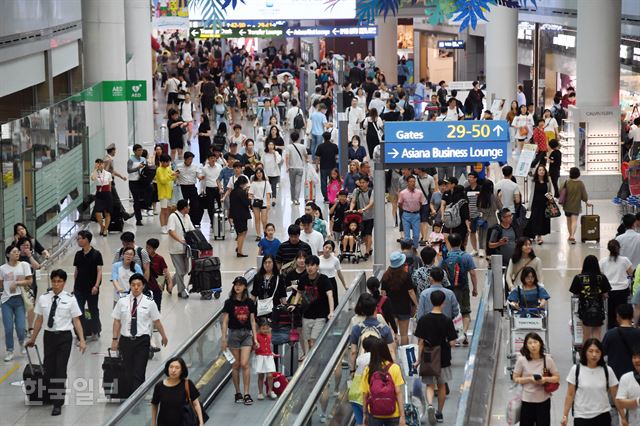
[339,211,365,264]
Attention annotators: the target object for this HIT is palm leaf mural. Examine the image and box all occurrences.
[424,0,458,25]
[451,0,495,31]
[189,0,227,27]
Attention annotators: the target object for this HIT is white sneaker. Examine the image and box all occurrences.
[19,344,25,355]
[257,393,265,400]
[470,250,478,257]
[4,351,14,362]
[268,391,277,399]
[147,210,154,217]
[478,249,485,258]
[161,226,168,234]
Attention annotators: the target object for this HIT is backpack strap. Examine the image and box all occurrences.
[173,211,187,234]
[572,363,580,416]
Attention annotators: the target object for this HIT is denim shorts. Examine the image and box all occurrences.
[227,328,253,348]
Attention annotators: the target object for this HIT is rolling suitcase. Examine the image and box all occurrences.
[23,345,47,404]
[102,348,128,400]
[580,205,600,243]
[212,208,225,240]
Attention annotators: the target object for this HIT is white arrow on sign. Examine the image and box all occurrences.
[286,28,293,36]
[389,148,399,159]
[332,28,339,35]
[239,29,247,36]
[493,125,504,137]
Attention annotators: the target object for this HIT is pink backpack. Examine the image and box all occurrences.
[367,364,397,417]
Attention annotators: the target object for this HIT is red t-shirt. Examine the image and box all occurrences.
[255,332,273,356]
[532,128,548,153]
[148,254,168,292]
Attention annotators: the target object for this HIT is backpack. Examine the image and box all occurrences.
[227,92,237,107]
[293,108,305,130]
[443,198,466,229]
[367,364,397,417]
[577,275,605,325]
[213,134,227,151]
[552,105,566,123]
[403,103,415,121]
[485,224,503,257]
[356,323,383,357]
[442,250,468,288]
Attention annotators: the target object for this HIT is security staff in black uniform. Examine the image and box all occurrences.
[26,269,86,416]
[111,273,168,397]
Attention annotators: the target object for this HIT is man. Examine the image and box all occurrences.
[285,98,306,137]
[111,274,168,397]
[381,101,402,122]
[342,81,355,108]
[165,72,180,109]
[364,51,376,76]
[256,98,280,129]
[73,230,103,341]
[167,199,195,299]
[615,345,640,426]
[363,76,378,105]
[414,290,458,425]
[26,270,86,416]
[440,233,477,346]
[348,61,365,87]
[464,171,482,257]
[397,58,410,86]
[299,214,324,255]
[285,132,307,205]
[350,175,374,259]
[417,266,459,320]
[517,84,527,107]
[297,256,334,350]
[603,304,640,381]
[616,214,640,267]
[494,165,521,213]
[276,224,313,268]
[368,91,386,115]
[488,208,519,270]
[175,151,203,227]
[309,105,333,160]
[467,81,485,120]
[127,144,147,226]
[113,231,151,281]
[346,97,365,141]
[145,238,173,351]
[444,98,463,121]
[315,132,339,204]
[199,151,223,226]
[415,169,436,245]
[398,175,426,250]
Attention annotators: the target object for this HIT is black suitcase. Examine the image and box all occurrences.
[102,349,128,400]
[23,345,48,404]
[108,217,124,232]
[185,229,212,251]
[212,208,225,240]
[189,256,222,293]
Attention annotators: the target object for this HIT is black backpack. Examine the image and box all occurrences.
[403,103,415,121]
[213,134,226,151]
[552,105,566,123]
[486,224,503,257]
[293,108,305,130]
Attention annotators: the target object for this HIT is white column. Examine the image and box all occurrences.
[484,6,518,103]
[576,0,621,107]
[413,29,421,81]
[375,16,398,84]
[125,0,155,149]
[82,0,129,197]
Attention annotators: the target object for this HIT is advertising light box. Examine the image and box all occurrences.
[189,0,356,21]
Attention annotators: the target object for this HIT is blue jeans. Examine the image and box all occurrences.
[2,295,26,351]
[311,134,323,160]
[367,415,400,426]
[351,402,364,424]
[402,211,421,248]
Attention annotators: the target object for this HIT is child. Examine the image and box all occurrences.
[428,222,445,254]
[342,219,360,253]
[548,139,562,198]
[327,168,343,208]
[258,223,281,257]
[254,318,277,400]
[330,190,350,241]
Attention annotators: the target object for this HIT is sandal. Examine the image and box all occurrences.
[234,392,243,403]
[243,394,254,405]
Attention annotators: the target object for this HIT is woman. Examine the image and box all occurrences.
[561,338,618,426]
[366,276,397,334]
[150,144,165,212]
[599,239,633,330]
[242,139,261,179]
[542,109,559,142]
[506,237,544,292]
[348,135,367,163]
[476,180,502,258]
[362,108,384,158]
[343,160,361,194]
[355,87,367,111]
[360,337,406,425]
[151,357,204,426]
[111,247,143,305]
[251,255,286,318]
[0,245,32,361]
[14,223,49,261]
[91,159,113,236]
[213,94,229,130]
[512,104,534,152]
[561,167,591,244]
[262,141,282,208]
[264,125,285,156]
[512,332,560,426]
[230,176,252,257]
[221,276,258,405]
[249,168,272,242]
[381,251,418,346]
[524,166,553,245]
[569,255,612,341]
[507,267,550,312]
[16,238,41,335]
[197,113,212,165]
[319,240,348,308]
[506,100,519,125]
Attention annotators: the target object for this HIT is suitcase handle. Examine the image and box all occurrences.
[107,348,121,359]
[25,345,43,376]
[585,203,594,215]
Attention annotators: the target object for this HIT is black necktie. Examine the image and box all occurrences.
[130,297,138,337]
[47,295,58,328]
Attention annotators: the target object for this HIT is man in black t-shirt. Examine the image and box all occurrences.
[602,304,640,379]
[315,132,339,203]
[73,230,104,340]
[414,290,458,424]
[297,256,334,350]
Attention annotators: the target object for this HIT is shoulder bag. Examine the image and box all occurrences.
[257,276,279,317]
[558,181,568,205]
[419,338,442,377]
[542,356,559,393]
[182,379,209,425]
[252,182,267,209]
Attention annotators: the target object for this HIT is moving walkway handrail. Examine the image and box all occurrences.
[263,272,367,426]
[104,268,256,426]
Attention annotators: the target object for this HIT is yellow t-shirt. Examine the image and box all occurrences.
[155,165,175,200]
[360,362,405,418]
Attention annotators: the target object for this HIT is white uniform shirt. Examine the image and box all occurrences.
[0,261,32,304]
[200,163,223,188]
[175,162,200,185]
[94,170,112,187]
[167,211,195,255]
[111,293,160,338]
[35,291,82,332]
[300,229,324,255]
[346,106,365,130]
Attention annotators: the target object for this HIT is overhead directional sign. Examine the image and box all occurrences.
[189,26,285,39]
[284,26,378,38]
[189,25,375,39]
[383,120,510,165]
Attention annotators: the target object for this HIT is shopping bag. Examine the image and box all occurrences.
[397,344,419,377]
[453,313,463,334]
[506,385,523,426]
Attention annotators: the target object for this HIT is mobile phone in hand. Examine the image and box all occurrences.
[533,374,542,381]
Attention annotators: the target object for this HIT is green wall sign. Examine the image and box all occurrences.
[76,80,147,102]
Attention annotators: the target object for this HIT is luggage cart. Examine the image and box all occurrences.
[506,305,549,373]
[569,296,608,363]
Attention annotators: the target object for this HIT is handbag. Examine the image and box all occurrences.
[519,126,528,137]
[182,379,209,426]
[558,183,567,205]
[545,199,561,218]
[21,286,34,311]
[256,276,278,317]
[506,384,522,425]
[252,181,267,209]
[542,356,559,393]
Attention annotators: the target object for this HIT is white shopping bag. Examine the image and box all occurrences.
[397,344,419,377]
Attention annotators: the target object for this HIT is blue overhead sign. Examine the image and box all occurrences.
[383,120,509,165]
